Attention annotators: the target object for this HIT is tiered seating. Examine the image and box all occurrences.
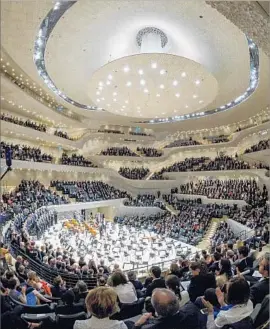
[50,180,130,202]
[100,146,139,156]
[54,130,74,140]
[124,194,166,209]
[1,112,47,132]
[204,134,230,143]
[244,139,270,153]
[165,137,201,148]
[118,167,149,179]
[137,147,162,157]
[60,153,97,167]
[0,141,53,162]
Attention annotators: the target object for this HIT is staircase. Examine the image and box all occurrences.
[197,218,220,250]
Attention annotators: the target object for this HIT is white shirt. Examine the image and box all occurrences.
[74,316,128,329]
[113,282,138,304]
[207,300,253,329]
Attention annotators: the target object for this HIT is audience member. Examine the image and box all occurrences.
[145,266,166,297]
[54,130,74,140]
[55,289,85,315]
[108,271,137,304]
[119,167,149,180]
[137,147,162,157]
[61,152,97,167]
[244,139,270,153]
[165,137,201,148]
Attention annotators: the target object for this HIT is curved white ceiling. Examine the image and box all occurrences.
[0,0,269,133]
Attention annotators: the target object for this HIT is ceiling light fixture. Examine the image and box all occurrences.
[160,69,166,75]
[172,80,178,86]
[108,74,113,80]
[96,91,100,95]
[175,93,180,98]
[126,81,132,87]
[181,72,186,77]
[156,93,160,97]
[144,88,149,93]
[123,66,130,72]
[195,80,200,85]
[193,94,198,99]
[140,79,146,86]
[113,98,117,102]
[113,92,117,96]
[106,80,111,85]
[151,63,157,69]
[125,100,129,104]
[199,100,204,104]
[138,69,144,75]
[160,84,164,89]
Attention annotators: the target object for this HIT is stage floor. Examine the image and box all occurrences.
[37,220,199,274]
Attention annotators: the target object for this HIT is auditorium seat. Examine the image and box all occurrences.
[56,311,87,329]
[110,297,145,320]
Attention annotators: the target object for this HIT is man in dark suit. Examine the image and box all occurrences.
[145,266,166,297]
[235,246,253,273]
[55,290,85,315]
[209,252,221,273]
[133,289,200,329]
[250,253,269,306]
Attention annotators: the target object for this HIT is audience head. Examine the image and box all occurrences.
[62,290,75,306]
[169,263,179,274]
[151,266,162,279]
[259,253,270,277]
[204,288,220,308]
[76,280,88,293]
[219,259,232,277]
[213,252,221,262]
[7,278,18,290]
[127,271,137,281]
[165,275,182,300]
[85,287,119,318]
[226,277,250,306]
[98,276,107,286]
[238,246,249,259]
[53,275,63,287]
[190,262,201,276]
[109,271,127,287]
[151,288,179,317]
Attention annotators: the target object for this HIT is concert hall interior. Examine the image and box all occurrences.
[0,1,269,329]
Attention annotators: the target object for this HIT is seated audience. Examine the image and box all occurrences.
[74,287,128,329]
[244,139,270,153]
[137,147,162,157]
[55,289,85,315]
[127,271,143,291]
[165,137,201,148]
[54,130,74,140]
[135,288,200,329]
[108,271,137,304]
[98,129,124,135]
[204,134,230,144]
[165,275,190,307]
[1,112,47,132]
[61,152,97,167]
[250,253,269,306]
[145,266,166,297]
[118,167,149,180]
[203,277,253,329]
[51,275,66,298]
[124,194,165,209]
[188,261,216,302]
[0,141,53,163]
[100,146,139,157]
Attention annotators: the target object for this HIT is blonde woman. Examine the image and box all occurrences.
[74,287,128,329]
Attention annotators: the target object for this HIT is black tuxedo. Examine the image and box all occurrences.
[188,273,216,302]
[250,278,269,306]
[145,278,166,297]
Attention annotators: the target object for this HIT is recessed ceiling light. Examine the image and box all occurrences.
[138,69,144,75]
[140,79,146,86]
[151,63,157,69]
[195,80,200,85]
[121,108,124,111]
[193,94,198,99]
[156,93,160,97]
[160,84,164,89]
[108,74,113,80]
[96,91,100,95]
[175,93,180,98]
[125,100,129,104]
[199,100,204,104]
[122,105,126,108]
[173,80,178,86]
[137,106,141,110]
[101,97,105,100]
[98,86,103,90]
[181,72,186,77]
[96,99,100,102]
[123,66,130,72]
[113,98,117,102]
[160,69,166,75]
[144,88,149,93]
[106,80,111,85]
[113,92,117,96]
[185,105,189,108]
[174,109,177,113]
[99,81,103,86]
[126,81,132,87]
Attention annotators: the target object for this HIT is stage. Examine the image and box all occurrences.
[35,219,199,274]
